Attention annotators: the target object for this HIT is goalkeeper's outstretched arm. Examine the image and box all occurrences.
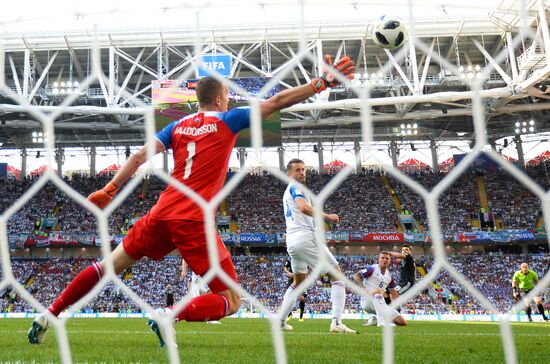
[260,55,354,119]
[88,140,165,208]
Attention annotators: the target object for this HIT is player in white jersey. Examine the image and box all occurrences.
[280,158,356,334]
[352,252,407,327]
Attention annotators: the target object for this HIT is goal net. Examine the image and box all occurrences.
[0,1,549,364]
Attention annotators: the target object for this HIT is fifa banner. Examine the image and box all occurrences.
[152,78,281,147]
[456,230,538,243]
[198,54,232,78]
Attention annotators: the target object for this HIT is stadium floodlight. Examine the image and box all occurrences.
[49,80,82,96]
[31,131,45,143]
[400,122,419,136]
[458,64,483,80]
[363,72,385,87]
[515,119,536,135]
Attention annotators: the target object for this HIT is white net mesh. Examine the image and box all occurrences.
[1,1,550,363]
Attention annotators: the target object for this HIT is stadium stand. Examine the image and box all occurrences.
[2,253,548,315]
[3,165,546,239]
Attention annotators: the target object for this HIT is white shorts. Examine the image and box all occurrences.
[287,240,338,274]
[189,276,210,298]
[360,296,400,321]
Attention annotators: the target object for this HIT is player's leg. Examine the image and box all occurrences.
[280,271,306,330]
[279,243,308,331]
[28,243,136,344]
[392,314,408,326]
[149,256,238,347]
[372,294,405,326]
[522,294,533,321]
[165,222,239,321]
[395,281,412,295]
[286,286,297,322]
[534,296,548,321]
[299,295,306,321]
[189,281,201,299]
[394,281,412,312]
[197,283,223,324]
[323,248,356,333]
[526,305,533,321]
[285,278,296,321]
[360,297,378,326]
[170,257,239,321]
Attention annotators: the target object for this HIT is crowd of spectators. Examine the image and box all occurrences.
[417,252,549,314]
[2,253,548,315]
[1,164,548,240]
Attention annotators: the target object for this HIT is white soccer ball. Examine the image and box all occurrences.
[372,15,407,50]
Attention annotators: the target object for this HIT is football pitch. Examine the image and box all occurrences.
[0,318,548,363]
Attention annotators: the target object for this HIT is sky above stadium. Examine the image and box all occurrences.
[0,0,508,34]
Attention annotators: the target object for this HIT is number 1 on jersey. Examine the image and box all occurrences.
[184,142,195,179]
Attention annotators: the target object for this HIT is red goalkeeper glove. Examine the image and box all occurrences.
[88,181,119,209]
[311,55,355,93]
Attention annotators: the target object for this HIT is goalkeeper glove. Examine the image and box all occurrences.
[88,181,119,208]
[311,55,355,93]
[512,287,520,299]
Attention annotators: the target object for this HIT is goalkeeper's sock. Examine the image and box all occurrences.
[170,293,228,322]
[537,304,548,320]
[280,285,296,323]
[330,281,346,325]
[299,300,305,319]
[48,262,103,317]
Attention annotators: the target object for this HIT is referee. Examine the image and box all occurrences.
[512,262,548,322]
[388,245,416,295]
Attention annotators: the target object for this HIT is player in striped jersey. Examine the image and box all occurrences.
[352,252,407,327]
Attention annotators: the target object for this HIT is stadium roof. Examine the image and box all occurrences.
[0,0,549,150]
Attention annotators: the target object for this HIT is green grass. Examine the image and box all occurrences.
[1,318,548,363]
